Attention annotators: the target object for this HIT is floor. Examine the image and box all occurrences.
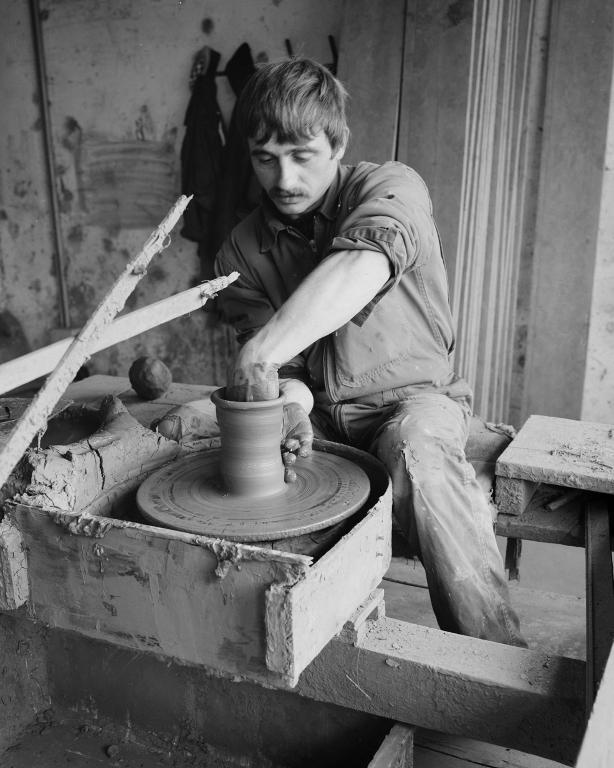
[379,549,585,767]
[2,713,260,768]
[2,717,571,768]
[383,551,586,660]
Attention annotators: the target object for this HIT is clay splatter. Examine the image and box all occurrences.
[67,225,83,244]
[68,282,97,324]
[135,105,155,142]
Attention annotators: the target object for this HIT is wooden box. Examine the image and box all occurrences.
[1,437,391,688]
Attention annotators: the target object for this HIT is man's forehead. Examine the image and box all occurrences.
[249,131,330,154]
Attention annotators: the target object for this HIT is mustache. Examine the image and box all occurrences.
[271,188,305,198]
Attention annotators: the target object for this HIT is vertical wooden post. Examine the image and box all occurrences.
[585,495,614,712]
[0,516,29,610]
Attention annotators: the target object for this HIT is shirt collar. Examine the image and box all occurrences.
[258,164,349,253]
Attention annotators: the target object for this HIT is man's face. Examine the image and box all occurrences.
[248,130,345,219]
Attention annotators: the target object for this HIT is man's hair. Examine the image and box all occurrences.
[236,57,349,152]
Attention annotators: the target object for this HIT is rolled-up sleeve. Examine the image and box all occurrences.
[329,163,437,325]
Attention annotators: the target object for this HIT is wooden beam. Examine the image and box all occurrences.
[495,490,586,547]
[0,516,28,610]
[585,495,614,711]
[496,415,614,495]
[576,644,614,768]
[495,476,540,516]
[298,617,585,765]
[0,195,192,492]
[367,723,414,768]
[0,275,238,396]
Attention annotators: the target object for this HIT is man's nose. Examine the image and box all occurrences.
[277,158,298,189]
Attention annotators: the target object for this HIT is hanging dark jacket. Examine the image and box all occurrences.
[180,47,224,247]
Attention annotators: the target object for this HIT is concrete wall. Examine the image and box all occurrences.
[0,0,343,385]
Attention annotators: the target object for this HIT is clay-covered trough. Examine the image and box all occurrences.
[1,379,392,689]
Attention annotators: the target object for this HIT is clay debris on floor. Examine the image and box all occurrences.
[2,710,282,768]
[1,713,570,768]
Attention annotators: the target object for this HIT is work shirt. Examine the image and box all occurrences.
[214,161,461,404]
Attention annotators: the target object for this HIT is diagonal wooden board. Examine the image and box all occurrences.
[496,415,614,494]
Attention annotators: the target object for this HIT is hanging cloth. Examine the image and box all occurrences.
[213,43,260,252]
[180,46,225,274]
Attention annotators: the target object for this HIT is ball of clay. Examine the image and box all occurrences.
[128,356,172,400]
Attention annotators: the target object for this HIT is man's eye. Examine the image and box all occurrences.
[293,155,310,164]
[256,155,274,165]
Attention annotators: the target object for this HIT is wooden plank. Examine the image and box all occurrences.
[576,645,614,768]
[266,450,392,684]
[504,537,522,581]
[585,495,614,710]
[0,195,191,491]
[0,516,29,609]
[336,0,405,164]
[368,723,414,768]
[496,507,584,547]
[496,415,614,493]
[414,729,568,767]
[495,484,587,546]
[8,504,311,684]
[298,617,585,765]
[0,276,238,395]
[338,588,386,646]
[495,476,540,516]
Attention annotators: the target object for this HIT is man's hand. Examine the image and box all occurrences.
[282,402,313,483]
[226,360,280,402]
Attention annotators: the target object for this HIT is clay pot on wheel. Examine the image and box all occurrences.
[211,388,285,498]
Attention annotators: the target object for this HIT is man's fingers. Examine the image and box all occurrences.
[284,466,297,483]
[298,441,312,458]
[282,451,297,466]
[227,361,280,402]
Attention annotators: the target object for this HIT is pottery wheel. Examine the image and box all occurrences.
[136,448,371,541]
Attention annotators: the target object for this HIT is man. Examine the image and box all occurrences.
[214,57,525,646]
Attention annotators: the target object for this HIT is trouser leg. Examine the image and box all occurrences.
[371,393,525,646]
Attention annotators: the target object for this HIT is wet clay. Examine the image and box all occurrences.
[212,388,285,498]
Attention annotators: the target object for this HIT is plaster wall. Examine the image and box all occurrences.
[0,0,343,385]
[0,2,58,361]
[523,0,614,422]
